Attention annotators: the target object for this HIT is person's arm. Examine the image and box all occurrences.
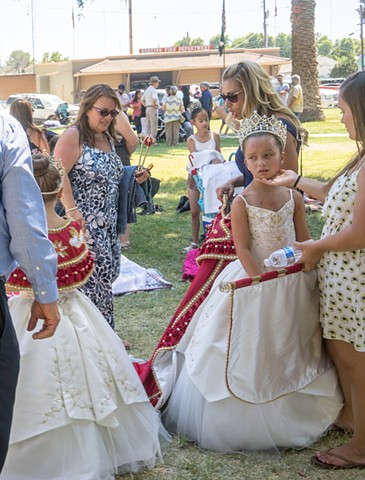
[28,301,60,339]
[216,174,244,201]
[231,195,263,276]
[292,189,311,241]
[116,111,138,154]
[1,115,60,338]
[54,127,85,227]
[283,131,299,173]
[259,169,327,202]
[213,132,221,152]
[187,136,197,153]
[296,166,365,272]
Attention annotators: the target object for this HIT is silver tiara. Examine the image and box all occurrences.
[238,112,287,148]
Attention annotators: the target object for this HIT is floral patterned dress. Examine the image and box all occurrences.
[318,168,365,351]
[68,139,123,328]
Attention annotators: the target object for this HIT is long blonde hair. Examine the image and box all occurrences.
[222,61,303,136]
[324,71,365,193]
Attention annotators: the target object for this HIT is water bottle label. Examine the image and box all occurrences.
[282,247,295,260]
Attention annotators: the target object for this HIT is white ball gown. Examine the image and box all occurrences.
[162,192,343,453]
[2,220,169,480]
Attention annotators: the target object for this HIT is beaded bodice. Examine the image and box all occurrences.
[6,220,94,292]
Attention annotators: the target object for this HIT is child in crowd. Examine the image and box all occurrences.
[185,107,221,252]
[265,71,365,470]
[2,153,169,479]
[161,113,342,452]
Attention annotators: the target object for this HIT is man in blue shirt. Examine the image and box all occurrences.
[0,110,60,471]
[199,81,213,121]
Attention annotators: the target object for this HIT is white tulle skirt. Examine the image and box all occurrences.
[2,290,170,479]
[162,262,343,453]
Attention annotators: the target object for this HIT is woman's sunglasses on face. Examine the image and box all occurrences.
[92,106,120,118]
[219,90,243,103]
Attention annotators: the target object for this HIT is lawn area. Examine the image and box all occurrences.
[115,115,360,480]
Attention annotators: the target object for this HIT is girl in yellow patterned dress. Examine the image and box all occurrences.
[264,71,365,470]
[2,154,169,480]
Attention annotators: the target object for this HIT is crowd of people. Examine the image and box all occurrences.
[1,62,365,478]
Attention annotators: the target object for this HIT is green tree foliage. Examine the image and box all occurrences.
[5,50,31,73]
[275,33,292,58]
[330,37,358,61]
[174,35,204,47]
[330,56,358,78]
[317,35,333,56]
[210,34,231,49]
[42,52,69,63]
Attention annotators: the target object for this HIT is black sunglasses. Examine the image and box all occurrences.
[92,106,119,118]
[219,90,243,103]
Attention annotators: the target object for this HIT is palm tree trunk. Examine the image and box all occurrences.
[291,0,325,121]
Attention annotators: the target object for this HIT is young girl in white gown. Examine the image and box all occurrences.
[2,154,169,480]
[162,113,343,453]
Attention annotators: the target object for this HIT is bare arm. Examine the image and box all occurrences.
[231,195,263,277]
[283,132,299,173]
[296,166,365,271]
[292,190,311,241]
[187,137,197,153]
[213,132,221,152]
[115,111,138,154]
[259,169,327,202]
[216,174,244,201]
[54,127,85,227]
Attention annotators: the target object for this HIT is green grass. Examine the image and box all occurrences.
[114,117,362,479]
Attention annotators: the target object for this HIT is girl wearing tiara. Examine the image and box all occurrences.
[2,154,169,479]
[160,113,342,453]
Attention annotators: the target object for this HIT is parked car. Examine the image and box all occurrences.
[5,93,79,125]
[319,87,339,108]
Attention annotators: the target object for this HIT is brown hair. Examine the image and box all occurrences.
[324,71,365,193]
[9,98,45,143]
[32,153,62,202]
[75,84,121,147]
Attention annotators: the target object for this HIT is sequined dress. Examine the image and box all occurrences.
[162,192,343,452]
[2,220,169,480]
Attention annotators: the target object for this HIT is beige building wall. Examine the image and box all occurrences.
[0,74,36,100]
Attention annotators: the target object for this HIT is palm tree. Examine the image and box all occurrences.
[291,0,325,121]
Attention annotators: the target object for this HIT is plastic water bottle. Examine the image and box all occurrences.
[264,246,302,268]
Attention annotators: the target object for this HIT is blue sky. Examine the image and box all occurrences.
[0,0,361,63]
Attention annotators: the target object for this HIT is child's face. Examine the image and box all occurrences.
[192,112,209,130]
[339,95,356,141]
[243,134,284,181]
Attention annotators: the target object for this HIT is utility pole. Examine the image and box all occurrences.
[128,0,133,55]
[263,0,268,48]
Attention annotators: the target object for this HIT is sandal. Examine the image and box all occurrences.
[311,449,365,470]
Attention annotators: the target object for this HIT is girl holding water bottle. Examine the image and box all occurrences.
[261,71,365,470]
[160,112,342,453]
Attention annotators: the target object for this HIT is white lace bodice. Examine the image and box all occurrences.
[237,191,296,268]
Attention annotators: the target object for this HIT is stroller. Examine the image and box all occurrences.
[156,112,187,143]
[187,150,241,232]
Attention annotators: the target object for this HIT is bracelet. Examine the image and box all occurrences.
[65,206,78,213]
[293,175,302,188]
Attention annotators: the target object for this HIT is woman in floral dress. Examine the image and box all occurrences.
[55,84,137,329]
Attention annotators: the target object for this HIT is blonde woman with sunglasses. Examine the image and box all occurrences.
[55,83,138,331]
[216,61,304,200]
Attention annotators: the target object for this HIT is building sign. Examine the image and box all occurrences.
[139,45,213,54]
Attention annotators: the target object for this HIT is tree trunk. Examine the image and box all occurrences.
[291,0,325,121]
